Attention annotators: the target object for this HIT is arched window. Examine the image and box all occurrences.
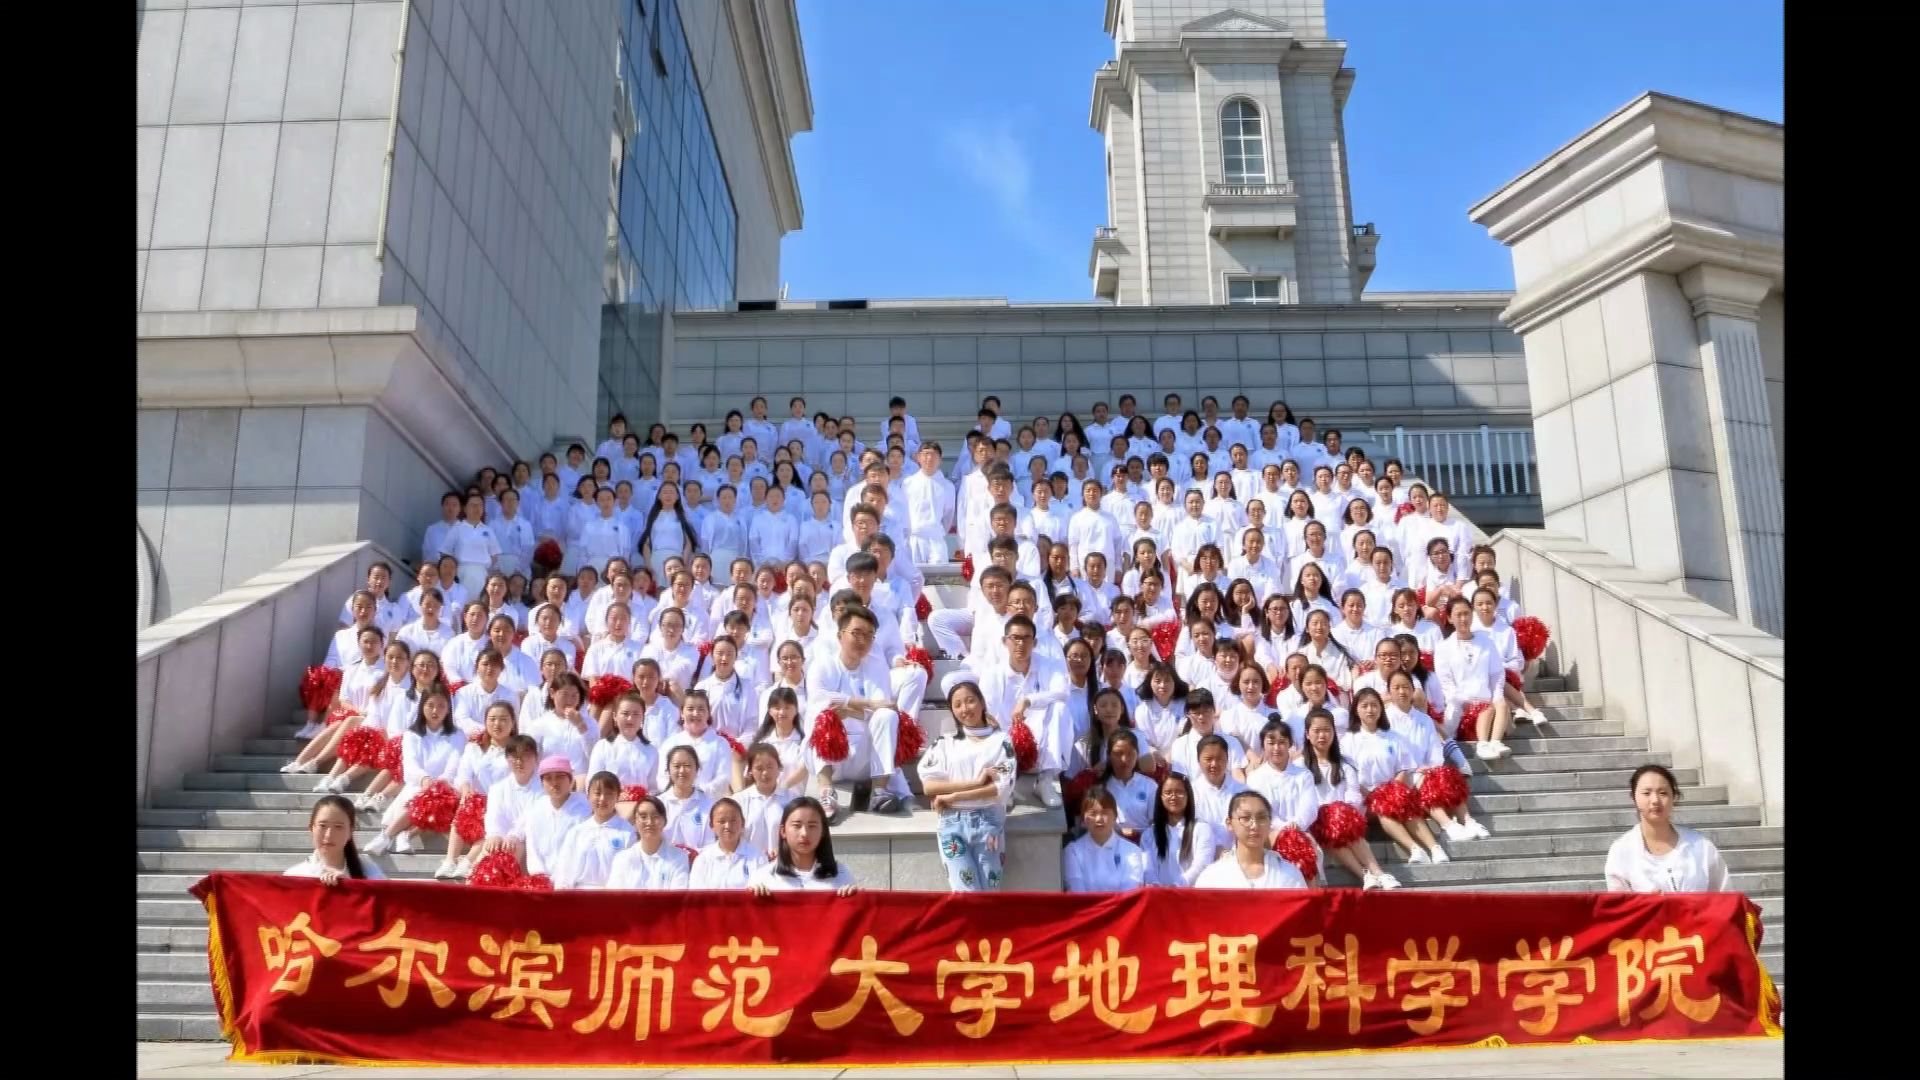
[1220,99,1267,185]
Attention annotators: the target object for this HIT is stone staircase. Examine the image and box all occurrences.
[135,564,1784,1040]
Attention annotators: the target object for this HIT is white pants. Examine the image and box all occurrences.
[928,609,974,657]
[457,564,491,597]
[807,707,898,783]
[908,527,949,565]
[1020,703,1074,775]
[889,663,930,723]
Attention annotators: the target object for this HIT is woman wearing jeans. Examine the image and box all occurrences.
[917,678,1016,891]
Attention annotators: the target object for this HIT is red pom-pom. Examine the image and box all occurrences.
[1424,702,1445,729]
[697,640,714,661]
[719,731,747,759]
[300,666,343,712]
[1150,621,1179,662]
[533,539,563,569]
[772,568,788,594]
[1310,800,1369,849]
[378,734,405,781]
[914,594,932,622]
[1457,700,1490,743]
[469,729,489,745]
[809,709,850,763]
[468,849,525,889]
[1418,765,1470,812]
[1418,651,1434,672]
[588,674,634,709]
[621,783,649,803]
[523,873,554,891]
[447,680,467,697]
[1353,660,1376,678]
[905,645,934,680]
[893,712,925,767]
[1394,502,1417,523]
[1010,721,1038,774]
[1266,676,1291,707]
[1062,768,1099,810]
[407,779,460,833]
[1413,587,1427,608]
[1504,668,1525,692]
[1272,826,1319,882]
[512,629,528,648]
[572,647,586,673]
[674,843,702,865]
[1513,616,1550,662]
[960,554,975,582]
[1148,758,1171,786]
[336,725,387,767]
[1365,779,1423,822]
[453,792,489,844]
[323,703,357,727]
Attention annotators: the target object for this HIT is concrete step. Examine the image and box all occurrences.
[138,924,211,951]
[1493,735,1648,754]
[1364,825,1783,864]
[1322,846,1783,888]
[1529,718,1625,737]
[1468,785,1728,814]
[1374,869,1786,895]
[1461,749,1671,775]
[137,980,217,1012]
[136,1014,225,1041]
[138,897,212,924]
[1467,767,1699,794]
[139,952,211,978]
[1474,803,1761,836]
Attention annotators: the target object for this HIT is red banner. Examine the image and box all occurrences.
[192,873,1781,1067]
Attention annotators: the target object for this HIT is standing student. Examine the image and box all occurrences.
[1194,791,1310,889]
[1140,771,1220,888]
[691,798,771,888]
[1100,729,1159,839]
[747,798,860,894]
[916,679,1017,891]
[444,494,503,596]
[605,796,692,890]
[1604,765,1731,893]
[658,744,717,850]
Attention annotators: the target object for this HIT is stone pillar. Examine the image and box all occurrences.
[1681,266,1783,635]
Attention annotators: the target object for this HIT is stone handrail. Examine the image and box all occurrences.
[1208,181,1295,198]
[1489,528,1782,825]
[136,541,395,808]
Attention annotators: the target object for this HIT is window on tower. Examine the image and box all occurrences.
[1227,277,1283,304]
[1220,99,1268,185]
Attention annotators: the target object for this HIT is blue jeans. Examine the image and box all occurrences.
[936,807,1006,892]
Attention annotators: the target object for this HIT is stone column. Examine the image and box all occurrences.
[1681,266,1784,635]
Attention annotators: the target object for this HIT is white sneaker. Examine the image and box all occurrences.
[289,759,318,774]
[433,859,461,880]
[1407,848,1431,865]
[1494,741,1513,759]
[1360,871,1381,891]
[1475,743,1500,761]
[1376,871,1403,889]
[1037,770,1063,808]
[361,792,391,815]
[1469,820,1492,839]
[393,831,414,855]
[452,857,473,880]
[1431,847,1451,864]
[295,722,325,740]
[363,834,393,857]
[1444,821,1473,843]
[279,761,299,774]
[311,775,337,793]
[818,787,840,819]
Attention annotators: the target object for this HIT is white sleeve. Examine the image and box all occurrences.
[1062,844,1087,893]
[1603,838,1635,892]
[1182,825,1219,887]
[1705,841,1731,892]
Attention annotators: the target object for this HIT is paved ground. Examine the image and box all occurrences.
[138,1038,1783,1078]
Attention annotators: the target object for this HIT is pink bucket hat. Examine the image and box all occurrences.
[538,755,574,778]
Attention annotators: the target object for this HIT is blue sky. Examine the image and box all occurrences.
[776,0,1782,302]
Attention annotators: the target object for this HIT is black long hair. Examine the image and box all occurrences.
[639,481,697,557]
[309,795,369,879]
[753,686,801,746]
[774,797,841,880]
[1300,707,1346,787]
[1149,771,1197,865]
[409,684,453,736]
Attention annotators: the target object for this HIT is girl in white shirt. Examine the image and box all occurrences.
[1301,708,1400,891]
[1604,764,1731,893]
[308,638,411,790]
[1175,583,1233,659]
[917,679,1018,892]
[1253,596,1300,683]
[655,691,735,797]
[1472,587,1545,724]
[606,795,691,890]
[363,686,465,857]
[1416,537,1471,624]
[747,797,860,894]
[589,691,659,808]
[1282,663,1350,748]
[639,483,695,581]
[1063,788,1150,893]
[740,686,810,796]
[439,702,519,878]
[1132,663,1187,759]
[519,603,579,672]
[1139,772,1217,887]
[1435,597,1516,760]
[1384,669,1487,843]
[1346,688,1449,868]
[695,637,759,740]
[285,626,389,776]
[1246,720,1322,881]
[691,797,771,889]
[1290,564,1342,641]
[730,746,793,860]
[1167,690,1246,782]
[1194,791,1310,890]
[1085,688,1154,786]
[553,772,640,889]
[396,590,455,658]
[1188,734,1252,852]
[1387,588,1446,654]
[286,795,387,884]
[658,745,717,850]
[1099,729,1160,839]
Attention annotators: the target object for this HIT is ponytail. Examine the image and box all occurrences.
[342,838,369,880]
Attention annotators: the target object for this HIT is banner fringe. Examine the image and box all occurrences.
[200,891,248,1059]
[1744,905,1785,1037]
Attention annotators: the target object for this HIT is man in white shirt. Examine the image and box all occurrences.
[492,490,537,578]
[422,492,462,570]
[1068,478,1125,576]
[975,614,1071,808]
[961,466,1021,563]
[804,603,907,817]
[902,442,957,564]
[1218,395,1260,456]
[840,555,929,719]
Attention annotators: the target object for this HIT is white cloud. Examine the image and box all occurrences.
[944,119,1060,260]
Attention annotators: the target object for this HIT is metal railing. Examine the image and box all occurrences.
[1352,222,1377,238]
[1208,181,1295,198]
[1094,226,1119,240]
[1368,425,1536,497]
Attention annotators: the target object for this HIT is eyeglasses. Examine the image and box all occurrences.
[1231,813,1272,825]
[1005,635,1035,644]
[843,628,876,642]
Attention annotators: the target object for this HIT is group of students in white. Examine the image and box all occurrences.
[276,389,1738,896]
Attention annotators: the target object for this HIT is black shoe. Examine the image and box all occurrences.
[851,781,873,812]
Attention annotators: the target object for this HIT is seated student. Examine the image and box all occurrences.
[475,734,543,861]
[552,772,640,889]
[1195,791,1310,889]
[606,795,692,890]
[690,797,772,889]
[746,797,860,894]
[1064,789,1150,893]
[287,795,385,884]
[514,756,594,878]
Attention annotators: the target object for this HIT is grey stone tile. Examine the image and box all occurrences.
[226,3,296,122]
[282,0,352,120]
[169,5,240,124]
